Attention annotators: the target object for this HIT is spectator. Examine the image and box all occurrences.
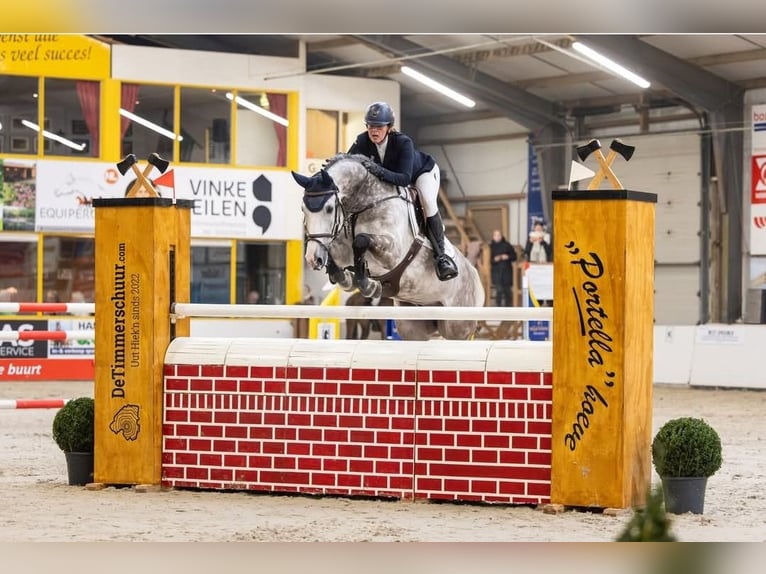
[489,229,517,307]
[524,222,552,263]
[247,290,261,304]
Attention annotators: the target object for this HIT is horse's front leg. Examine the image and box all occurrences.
[352,233,382,299]
[326,254,355,290]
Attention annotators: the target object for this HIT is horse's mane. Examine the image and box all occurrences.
[322,153,374,172]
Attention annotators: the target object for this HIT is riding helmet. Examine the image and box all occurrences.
[364,102,395,126]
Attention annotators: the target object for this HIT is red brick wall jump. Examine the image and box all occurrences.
[162,355,552,505]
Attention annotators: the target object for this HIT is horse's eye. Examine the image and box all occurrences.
[325,204,334,214]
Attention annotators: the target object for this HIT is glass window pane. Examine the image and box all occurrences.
[191,246,231,303]
[0,240,37,302]
[180,87,231,164]
[236,241,285,304]
[44,78,99,157]
[42,236,95,303]
[234,91,288,167]
[0,75,39,155]
[120,84,176,163]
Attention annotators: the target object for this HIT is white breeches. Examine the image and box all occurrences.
[414,163,441,218]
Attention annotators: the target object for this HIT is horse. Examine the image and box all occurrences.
[292,153,484,341]
[344,290,394,340]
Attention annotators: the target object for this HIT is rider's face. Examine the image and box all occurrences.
[366,124,389,144]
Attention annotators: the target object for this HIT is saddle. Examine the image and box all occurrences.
[370,185,428,298]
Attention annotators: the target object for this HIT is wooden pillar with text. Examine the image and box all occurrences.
[92,197,193,485]
[550,189,656,509]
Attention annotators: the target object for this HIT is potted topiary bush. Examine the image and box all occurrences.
[51,396,95,486]
[651,416,722,514]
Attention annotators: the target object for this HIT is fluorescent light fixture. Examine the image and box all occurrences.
[22,119,86,151]
[572,41,651,89]
[119,108,183,141]
[225,92,289,126]
[400,66,475,108]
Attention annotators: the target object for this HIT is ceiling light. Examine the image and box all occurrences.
[119,108,183,141]
[22,119,86,151]
[571,41,651,89]
[400,66,475,108]
[226,92,288,126]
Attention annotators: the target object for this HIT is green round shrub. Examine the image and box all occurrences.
[51,397,95,453]
[651,416,722,478]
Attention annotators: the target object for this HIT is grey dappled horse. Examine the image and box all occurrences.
[292,153,484,341]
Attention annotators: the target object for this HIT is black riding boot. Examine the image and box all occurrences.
[425,214,459,281]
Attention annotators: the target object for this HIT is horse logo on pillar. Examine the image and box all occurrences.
[109,404,141,441]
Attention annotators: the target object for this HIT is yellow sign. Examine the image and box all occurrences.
[0,34,109,79]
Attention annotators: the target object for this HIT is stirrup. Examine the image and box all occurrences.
[435,255,458,281]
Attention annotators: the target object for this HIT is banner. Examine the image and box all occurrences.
[0,35,110,80]
[34,160,303,240]
[0,318,95,381]
[752,105,766,255]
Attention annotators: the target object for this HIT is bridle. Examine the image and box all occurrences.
[302,188,345,252]
[302,168,406,250]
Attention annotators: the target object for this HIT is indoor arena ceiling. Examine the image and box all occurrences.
[98,34,766,133]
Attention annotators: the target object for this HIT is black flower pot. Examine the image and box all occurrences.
[661,476,708,514]
[64,452,94,486]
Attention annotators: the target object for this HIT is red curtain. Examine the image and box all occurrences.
[120,83,140,138]
[75,81,100,156]
[267,93,287,167]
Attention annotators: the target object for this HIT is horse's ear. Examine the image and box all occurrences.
[291,171,312,189]
[320,169,334,187]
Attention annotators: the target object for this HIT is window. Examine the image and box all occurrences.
[191,244,231,304]
[120,84,177,164]
[0,75,39,156]
[236,241,286,304]
[233,91,288,167]
[42,237,95,303]
[43,78,99,157]
[0,239,37,303]
[306,108,340,160]
[180,87,231,164]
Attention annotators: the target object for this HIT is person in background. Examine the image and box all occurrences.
[348,101,458,281]
[45,289,60,303]
[489,229,517,307]
[247,290,261,304]
[524,221,552,263]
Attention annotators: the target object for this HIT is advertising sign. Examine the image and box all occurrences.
[752,105,766,256]
[35,160,303,240]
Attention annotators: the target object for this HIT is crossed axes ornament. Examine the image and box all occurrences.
[575,138,635,190]
[116,153,170,198]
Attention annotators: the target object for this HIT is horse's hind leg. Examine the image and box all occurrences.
[438,320,479,341]
[352,234,382,298]
[394,319,436,341]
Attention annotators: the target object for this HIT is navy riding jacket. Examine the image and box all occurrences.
[348,131,436,187]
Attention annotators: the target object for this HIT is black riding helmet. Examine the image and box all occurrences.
[364,102,395,126]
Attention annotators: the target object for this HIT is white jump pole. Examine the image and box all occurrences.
[171,303,553,322]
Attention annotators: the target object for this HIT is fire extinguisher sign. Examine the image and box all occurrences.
[752,155,766,204]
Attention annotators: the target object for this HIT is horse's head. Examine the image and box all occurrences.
[291,168,340,270]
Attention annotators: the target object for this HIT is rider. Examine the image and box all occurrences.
[347,101,459,282]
